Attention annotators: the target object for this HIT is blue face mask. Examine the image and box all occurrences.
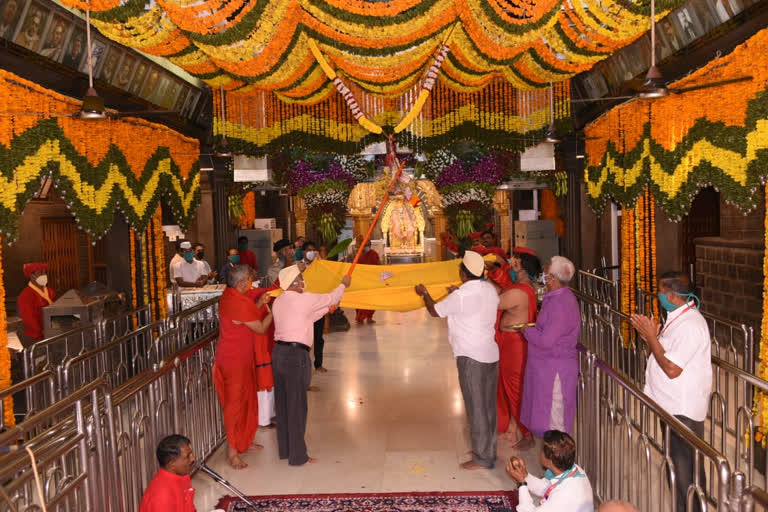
[183,252,195,263]
[544,469,556,480]
[509,269,527,283]
[229,254,240,264]
[658,291,700,312]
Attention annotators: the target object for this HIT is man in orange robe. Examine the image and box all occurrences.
[214,264,272,469]
[17,262,56,343]
[355,241,380,324]
[487,255,538,447]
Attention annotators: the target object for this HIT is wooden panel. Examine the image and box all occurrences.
[41,217,80,292]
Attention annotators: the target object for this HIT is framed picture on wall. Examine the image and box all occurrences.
[15,1,49,52]
[160,79,181,108]
[112,52,137,90]
[657,17,683,59]
[99,45,121,83]
[140,66,162,101]
[79,37,106,76]
[129,60,149,95]
[61,25,84,68]
[673,7,702,45]
[173,84,190,112]
[0,0,25,41]
[38,12,70,61]
[691,0,721,36]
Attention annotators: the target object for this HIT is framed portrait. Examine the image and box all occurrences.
[160,79,181,108]
[129,61,148,95]
[673,7,702,46]
[61,25,84,68]
[0,0,24,41]
[173,85,190,113]
[79,38,107,76]
[38,13,70,62]
[690,0,721,36]
[657,17,683,58]
[140,66,162,101]
[183,91,200,118]
[15,1,49,52]
[711,0,743,20]
[112,52,137,90]
[99,45,121,83]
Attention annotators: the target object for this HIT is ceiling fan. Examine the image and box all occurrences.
[572,0,753,104]
[0,4,180,120]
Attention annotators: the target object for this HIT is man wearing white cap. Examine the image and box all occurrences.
[415,250,500,470]
[172,240,208,288]
[271,265,351,465]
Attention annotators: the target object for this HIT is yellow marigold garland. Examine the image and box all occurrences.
[0,235,13,427]
[754,182,768,446]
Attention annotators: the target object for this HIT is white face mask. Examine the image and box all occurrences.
[35,274,48,287]
[305,250,316,262]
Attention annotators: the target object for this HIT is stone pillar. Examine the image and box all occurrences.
[211,168,233,269]
[293,196,307,239]
[493,189,511,253]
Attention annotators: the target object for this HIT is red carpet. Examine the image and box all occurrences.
[215,490,518,511]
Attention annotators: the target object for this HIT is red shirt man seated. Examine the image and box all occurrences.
[139,435,197,512]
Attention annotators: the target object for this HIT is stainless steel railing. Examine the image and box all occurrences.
[0,309,224,512]
[576,269,621,309]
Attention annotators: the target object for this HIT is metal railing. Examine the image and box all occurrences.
[576,346,733,511]
[0,308,224,512]
[576,269,621,309]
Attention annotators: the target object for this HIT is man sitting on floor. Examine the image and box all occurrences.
[506,430,593,512]
[139,434,197,512]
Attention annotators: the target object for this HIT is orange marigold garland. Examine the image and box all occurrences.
[754,182,768,446]
[0,235,13,427]
[239,191,256,229]
[153,207,169,319]
[129,229,138,311]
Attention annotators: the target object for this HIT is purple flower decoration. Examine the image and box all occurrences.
[287,159,356,193]
[434,153,506,188]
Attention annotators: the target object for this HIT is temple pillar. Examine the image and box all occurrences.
[416,181,444,261]
[348,183,377,242]
[433,212,447,261]
[293,196,307,239]
[493,190,511,253]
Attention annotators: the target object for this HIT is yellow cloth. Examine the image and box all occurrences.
[276,259,463,312]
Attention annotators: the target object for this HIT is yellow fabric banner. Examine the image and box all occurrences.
[302,259,462,312]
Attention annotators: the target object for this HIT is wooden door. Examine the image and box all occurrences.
[682,186,720,272]
[41,217,80,292]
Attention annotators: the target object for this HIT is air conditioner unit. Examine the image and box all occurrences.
[520,143,555,171]
[233,156,272,182]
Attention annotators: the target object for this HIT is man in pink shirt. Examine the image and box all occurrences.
[272,264,350,465]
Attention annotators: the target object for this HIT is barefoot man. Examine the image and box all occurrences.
[486,258,537,447]
[272,265,351,465]
[214,264,273,469]
[415,251,499,470]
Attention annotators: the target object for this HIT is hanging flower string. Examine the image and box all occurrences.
[0,235,13,427]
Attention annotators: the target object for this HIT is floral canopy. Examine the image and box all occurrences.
[67,0,686,154]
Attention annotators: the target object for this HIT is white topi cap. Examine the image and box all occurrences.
[180,241,192,249]
[462,250,485,278]
[278,265,301,291]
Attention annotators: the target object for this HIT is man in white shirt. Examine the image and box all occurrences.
[194,242,216,281]
[172,242,207,288]
[169,240,188,281]
[631,271,711,512]
[415,250,500,470]
[506,430,593,512]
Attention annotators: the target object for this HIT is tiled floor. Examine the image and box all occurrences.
[193,308,541,511]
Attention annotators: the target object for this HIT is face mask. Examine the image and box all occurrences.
[238,243,248,251]
[183,252,195,263]
[363,246,370,253]
[305,250,316,261]
[658,291,700,312]
[229,254,240,264]
[538,273,547,285]
[195,251,204,260]
[35,274,48,287]
[279,254,286,263]
[544,469,556,480]
[509,270,527,283]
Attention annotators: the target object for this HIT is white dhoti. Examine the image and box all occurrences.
[257,389,275,426]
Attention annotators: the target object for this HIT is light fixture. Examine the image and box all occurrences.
[636,0,669,100]
[214,85,233,157]
[544,83,561,144]
[78,7,106,120]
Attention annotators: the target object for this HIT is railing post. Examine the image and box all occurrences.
[729,471,747,512]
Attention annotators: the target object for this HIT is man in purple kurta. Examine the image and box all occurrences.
[521,256,581,438]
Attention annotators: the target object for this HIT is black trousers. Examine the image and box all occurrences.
[313,317,325,369]
[663,415,706,512]
[272,343,312,465]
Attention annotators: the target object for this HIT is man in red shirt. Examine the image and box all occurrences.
[138,435,197,512]
[238,235,258,272]
[214,264,272,469]
[17,262,56,342]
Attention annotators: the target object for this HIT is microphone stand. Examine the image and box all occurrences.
[196,463,262,510]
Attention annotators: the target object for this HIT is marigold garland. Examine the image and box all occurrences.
[238,191,256,229]
[0,235,13,427]
[0,69,201,242]
[585,27,768,218]
[129,228,138,311]
[753,182,768,445]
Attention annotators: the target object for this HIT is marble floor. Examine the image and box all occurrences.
[193,308,542,511]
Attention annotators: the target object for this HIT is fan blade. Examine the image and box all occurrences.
[571,96,635,103]
[115,110,180,116]
[669,76,753,94]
